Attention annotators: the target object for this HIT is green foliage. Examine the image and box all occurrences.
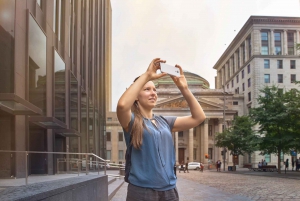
[215,116,259,156]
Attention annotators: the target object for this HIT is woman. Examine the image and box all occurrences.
[117,58,206,201]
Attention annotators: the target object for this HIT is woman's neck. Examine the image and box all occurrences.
[139,107,153,119]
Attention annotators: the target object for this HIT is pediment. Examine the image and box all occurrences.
[156,96,223,109]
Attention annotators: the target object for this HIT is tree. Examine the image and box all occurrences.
[215,116,259,166]
[249,85,297,174]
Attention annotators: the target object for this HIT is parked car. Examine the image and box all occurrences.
[187,162,201,170]
[177,162,201,170]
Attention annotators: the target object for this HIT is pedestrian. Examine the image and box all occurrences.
[200,162,204,172]
[185,158,189,173]
[292,158,295,171]
[284,159,289,174]
[117,58,206,201]
[179,161,184,173]
[258,162,262,168]
[296,157,300,171]
[263,160,267,166]
[217,160,221,172]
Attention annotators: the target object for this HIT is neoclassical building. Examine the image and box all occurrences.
[213,16,300,167]
[106,72,245,167]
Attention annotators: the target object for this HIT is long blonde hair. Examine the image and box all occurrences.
[130,77,147,149]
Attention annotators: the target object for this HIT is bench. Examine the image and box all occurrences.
[249,165,277,172]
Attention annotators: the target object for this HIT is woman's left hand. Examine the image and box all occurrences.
[170,65,188,89]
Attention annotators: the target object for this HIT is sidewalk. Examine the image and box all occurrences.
[111,177,253,201]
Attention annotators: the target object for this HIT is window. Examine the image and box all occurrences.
[209,125,212,136]
[248,92,251,101]
[247,65,250,74]
[107,150,111,160]
[242,70,244,79]
[261,32,269,55]
[291,74,296,83]
[231,80,234,87]
[287,32,294,55]
[264,74,270,83]
[242,83,245,91]
[178,131,183,137]
[235,87,239,94]
[248,78,251,87]
[233,101,238,105]
[264,59,270,69]
[277,60,283,69]
[274,32,281,55]
[237,50,240,68]
[119,150,124,160]
[265,154,271,163]
[106,132,111,141]
[236,75,239,83]
[290,60,296,69]
[242,45,245,63]
[208,148,213,159]
[118,132,123,141]
[278,74,283,83]
[107,117,112,121]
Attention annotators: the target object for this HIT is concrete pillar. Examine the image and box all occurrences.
[188,128,193,161]
[203,119,209,164]
[270,29,274,55]
[252,29,261,55]
[244,39,248,62]
[200,124,204,162]
[239,46,243,67]
[175,132,178,165]
[283,30,287,55]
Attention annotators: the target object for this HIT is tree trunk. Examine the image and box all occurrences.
[277,150,281,174]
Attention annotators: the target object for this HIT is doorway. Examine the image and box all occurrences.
[179,148,185,164]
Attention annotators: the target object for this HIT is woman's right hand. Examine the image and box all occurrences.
[145,58,167,80]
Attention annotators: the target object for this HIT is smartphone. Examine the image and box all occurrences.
[160,63,180,77]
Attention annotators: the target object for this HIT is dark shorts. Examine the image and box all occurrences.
[126,183,179,201]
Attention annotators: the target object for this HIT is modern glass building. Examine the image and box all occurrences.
[0,0,111,178]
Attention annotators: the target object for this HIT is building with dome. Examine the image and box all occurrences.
[106,71,245,168]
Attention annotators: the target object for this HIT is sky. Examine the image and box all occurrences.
[110,0,300,111]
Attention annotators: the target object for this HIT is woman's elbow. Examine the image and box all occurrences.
[198,114,206,124]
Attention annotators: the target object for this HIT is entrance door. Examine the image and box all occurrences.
[233,155,239,166]
[55,134,66,173]
[179,148,185,164]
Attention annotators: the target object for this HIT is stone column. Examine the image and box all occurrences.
[204,119,209,164]
[225,63,229,81]
[239,46,243,67]
[189,128,193,161]
[296,30,300,55]
[244,39,248,62]
[283,30,287,55]
[175,132,178,164]
[216,118,223,161]
[270,29,274,55]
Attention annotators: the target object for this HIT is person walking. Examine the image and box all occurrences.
[292,158,295,171]
[297,157,300,171]
[179,161,184,173]
[284,159,289,174]
[184,158,189,173]
[117,58,206,201]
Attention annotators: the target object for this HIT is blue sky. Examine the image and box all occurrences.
[110,0,300,111]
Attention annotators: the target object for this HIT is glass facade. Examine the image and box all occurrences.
[54,50,66,123]
[0,0,15,93]
[28,14,47,113]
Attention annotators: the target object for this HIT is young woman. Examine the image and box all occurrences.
[117,58,206,201]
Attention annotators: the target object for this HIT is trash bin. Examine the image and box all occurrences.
[119,167,125,176]
[228,166,232,171]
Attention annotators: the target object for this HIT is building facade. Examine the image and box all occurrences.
[213,16,300,167]
[0,0,111,178]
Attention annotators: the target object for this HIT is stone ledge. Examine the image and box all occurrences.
[0,175,108,201]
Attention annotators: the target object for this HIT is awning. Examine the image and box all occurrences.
[28,116,67,129]
[54,128,81,137]
[0,93,43,115]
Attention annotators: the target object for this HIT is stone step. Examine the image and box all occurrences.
[108,178,124,201]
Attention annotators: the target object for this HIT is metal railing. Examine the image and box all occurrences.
[0,150,116,185]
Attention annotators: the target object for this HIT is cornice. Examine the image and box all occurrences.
[213,16,300,70]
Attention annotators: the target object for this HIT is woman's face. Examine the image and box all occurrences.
[136,81,157,109]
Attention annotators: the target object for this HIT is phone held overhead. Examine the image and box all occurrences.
[160,63,180,77]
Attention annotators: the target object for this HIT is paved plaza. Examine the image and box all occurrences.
[112,169,300,201]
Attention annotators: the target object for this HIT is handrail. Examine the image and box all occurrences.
[0,150,111,185]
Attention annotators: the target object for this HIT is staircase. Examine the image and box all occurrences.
[108,177,125,200]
